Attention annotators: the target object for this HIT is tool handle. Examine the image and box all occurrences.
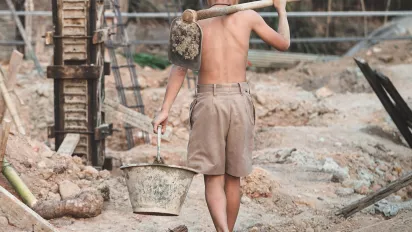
[182,0,298,22]
[156,126,162,163]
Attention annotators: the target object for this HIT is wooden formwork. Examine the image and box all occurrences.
[48,0,111,168]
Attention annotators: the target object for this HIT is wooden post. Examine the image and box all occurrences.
[56,133,80,156]
[0,67,26,135]
[360,0,368,37]
[24,0,34,56]
[337,172,412,218]
[326,0,332,37]
[0,120,10,168]
[384,0,392,24]
[5,0,44,77]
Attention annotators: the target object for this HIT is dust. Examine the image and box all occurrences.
[170,18,201,60]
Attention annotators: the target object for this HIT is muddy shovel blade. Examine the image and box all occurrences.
[168,17,203,71]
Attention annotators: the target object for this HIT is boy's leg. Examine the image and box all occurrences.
[224,174,241,232]
[204,175,229,232]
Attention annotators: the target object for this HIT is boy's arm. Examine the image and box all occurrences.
[152,65,187,133]
[249,0,290,51]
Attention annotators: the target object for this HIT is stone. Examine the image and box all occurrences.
[174,128,189,140]
[355,185,370,195]
[322,158,349,181]
[59,180,81,200]
[0,216,8,226]
[315,87,334,98]
[41,150,55,158]
[47,192,61,202]
[241,195,252,204]
[179,108,190,124]
[256,94,266,105]
[99,170,111,179]
[306,228,315,232]
[357,169,374,183]
[37,161,47,169]
[371,184,382,192]
[335,187,354,197]
[378,55,394,63]
[83,166,99,180]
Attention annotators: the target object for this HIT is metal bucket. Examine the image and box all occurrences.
[121,163,197,216]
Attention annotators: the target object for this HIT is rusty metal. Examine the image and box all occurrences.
[49,0,109,167]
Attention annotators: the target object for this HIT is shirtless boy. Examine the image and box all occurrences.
[152,0,290,231]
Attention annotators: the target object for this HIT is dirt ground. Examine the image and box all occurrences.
[0,40,412,232]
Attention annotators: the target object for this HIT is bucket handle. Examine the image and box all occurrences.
[154,125,165,164]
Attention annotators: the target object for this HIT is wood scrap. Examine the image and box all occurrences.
[0,120,11,168]
[103,98,172,141]
[0,67,25,135]
[5,0,44,76]
[337,172,412,218]
[56,133,80,156]
[168,225,188,232]
[0,186,57,232]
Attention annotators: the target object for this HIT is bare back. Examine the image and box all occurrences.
[197,10,252,84]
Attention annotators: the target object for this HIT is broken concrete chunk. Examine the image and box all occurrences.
[335,187,355,197]
[83,166,99,180]
[59,180,81,200]
[322,158,349,181]
[315,87,334,99]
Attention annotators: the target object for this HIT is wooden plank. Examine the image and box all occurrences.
[56,133,80,156]
[337,172,412,218]
[0,186,58,232]
[6,50,23,91]
[0,120,11,168]
[5,0,44,77]
[103,99,171,141]
[0,66,25,135]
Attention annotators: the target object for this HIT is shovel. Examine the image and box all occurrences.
[168,0,299,71]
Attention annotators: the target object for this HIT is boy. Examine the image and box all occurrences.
[152,0,290,231]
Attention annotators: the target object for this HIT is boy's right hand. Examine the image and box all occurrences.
[152,110,169,134]
[273,0,287,11]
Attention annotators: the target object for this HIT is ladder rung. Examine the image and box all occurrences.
[105,42,131,48]
[116,85,142,90]
[63,7,86,10]
[111,64,135,69]
[63,16,87,19]
[126,105,145,109]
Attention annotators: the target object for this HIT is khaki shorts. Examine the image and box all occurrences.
[187,82,255,177]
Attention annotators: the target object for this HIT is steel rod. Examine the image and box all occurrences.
[0,10,412,18]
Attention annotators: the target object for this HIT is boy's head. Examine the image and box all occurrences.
[207,0,239,6]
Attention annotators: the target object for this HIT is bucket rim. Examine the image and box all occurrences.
[120,163,198,174]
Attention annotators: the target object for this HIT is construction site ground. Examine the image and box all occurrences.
[0,40,412,232]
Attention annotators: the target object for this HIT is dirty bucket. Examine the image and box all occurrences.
[120,126,197,216]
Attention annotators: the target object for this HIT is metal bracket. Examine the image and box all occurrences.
[44,31,54,45]
[47,66,101,80]
[47,125,55,138]
[95,123,113,140]
[93,28,111,44]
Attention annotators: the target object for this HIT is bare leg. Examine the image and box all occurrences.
[224,174,241,232]
[204,175,229,232]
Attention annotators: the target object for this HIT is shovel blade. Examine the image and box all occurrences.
[168,17,203,71]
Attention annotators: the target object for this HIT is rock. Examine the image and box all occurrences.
[378,55,394,63]
[40,169,54,180]
[358,169,374,183]
[179,108,190,124]
[98,184,110,201]
[241,195,252,204]
[322,158,349,181]
[315,87,334,98]
[83,166,99,180]
[241,167,278,199]
[59,180,81,200]
[174,128,189,140]
[371,184,382,192]
[335,187,354,197]
[0,216,8,226]
[306,228,315,232]
[256,94,266,105]
[47,192,61,201]
[40,150,54,158]
[355,185,370,195]
[37,161,47,169]
[99,170,111,179]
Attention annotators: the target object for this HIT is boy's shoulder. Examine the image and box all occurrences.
[234,9,261,22]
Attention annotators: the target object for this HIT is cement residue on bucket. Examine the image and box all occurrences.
[171,18,201,60]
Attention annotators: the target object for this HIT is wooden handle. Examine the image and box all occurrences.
[182,0,299,22]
